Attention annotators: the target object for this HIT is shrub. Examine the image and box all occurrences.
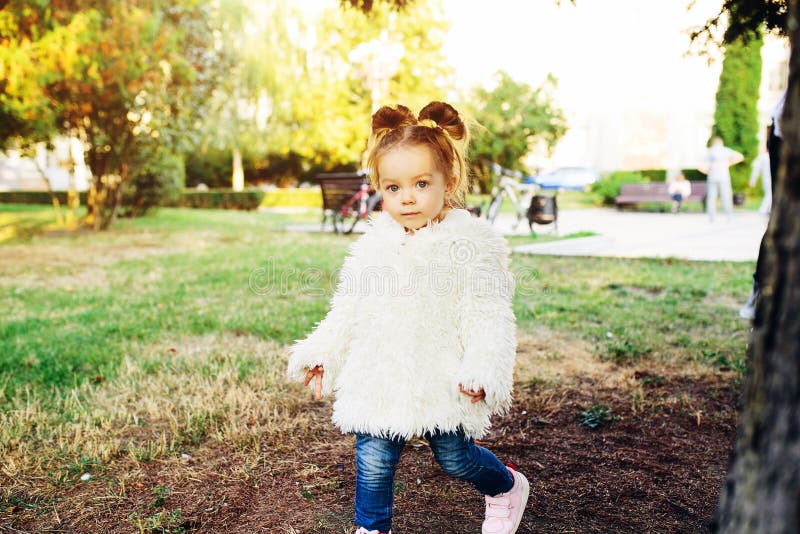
[0,191,88,204]
[640,169,667,182]
[185,149,359,189]
[590,171,648,206]
[120,150,185,218]
[166,190,266,210]
[682,168,705,182]
[185,148,233,189]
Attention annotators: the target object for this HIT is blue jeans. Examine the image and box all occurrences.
[354,430,514,532]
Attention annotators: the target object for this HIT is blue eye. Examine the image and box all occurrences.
[386,184,399,192]
[417,181,429,189]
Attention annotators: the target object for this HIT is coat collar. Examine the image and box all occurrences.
[369,208,472,239]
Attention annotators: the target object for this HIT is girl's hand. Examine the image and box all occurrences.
[459,384,486,404]
[304,365,325,400]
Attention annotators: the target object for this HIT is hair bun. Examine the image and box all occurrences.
[372,105,417,135]
[418,101,466,141]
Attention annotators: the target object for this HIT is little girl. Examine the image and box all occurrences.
[287,102,528,534]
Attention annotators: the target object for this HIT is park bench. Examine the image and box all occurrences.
[615,181,707,209]
[316,171,371,232]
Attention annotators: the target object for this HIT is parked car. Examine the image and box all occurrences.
[533,167,601,191]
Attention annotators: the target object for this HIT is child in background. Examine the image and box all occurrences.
[667,171,692,213]
[287,102,528,534]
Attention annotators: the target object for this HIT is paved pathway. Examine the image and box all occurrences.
[280,208,768,262]
[509,208,767,262]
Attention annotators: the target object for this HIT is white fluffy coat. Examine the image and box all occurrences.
[286,209,517,439]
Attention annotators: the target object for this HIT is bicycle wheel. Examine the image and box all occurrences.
[485,194,503,224]
[332,206,358,234]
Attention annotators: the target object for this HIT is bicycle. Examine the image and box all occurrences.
[333,181,383,234]
[484,163,558,234]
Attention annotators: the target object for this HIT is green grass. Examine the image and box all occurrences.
[1,205,753,406]
[511,254,752,366]
[0,204,755,515]
[0,203,82,243]
[0,207,346,402]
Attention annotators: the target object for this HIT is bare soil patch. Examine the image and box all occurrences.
[1,334,738,533]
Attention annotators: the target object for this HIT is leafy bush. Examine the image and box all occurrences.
[185,148,238,189]
[682,168,705,182]
[185,149,358,189]
[166,190,266,210]
[640,169,667,182]
[120,150,185,217]
[0,191,88,204]
[590,171,649,206]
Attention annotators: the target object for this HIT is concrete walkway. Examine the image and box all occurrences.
[281,208,768,262]
[509,208,767,262]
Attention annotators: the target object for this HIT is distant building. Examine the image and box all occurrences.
[0,137,91,192]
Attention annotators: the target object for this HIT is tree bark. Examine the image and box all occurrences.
[232,146,244,191]
[712,1,800,532]
[32,154,64,226]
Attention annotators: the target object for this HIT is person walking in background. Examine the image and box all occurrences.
[667,171,692,213]
[739,90,785,319]
[288,102,528,534]
[749,138,772,215]
[700,137,744,222]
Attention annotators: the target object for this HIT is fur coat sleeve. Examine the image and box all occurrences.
[286,253,358,397]
[453,222,516,412]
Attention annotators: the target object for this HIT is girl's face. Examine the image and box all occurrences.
[378,144,453,233]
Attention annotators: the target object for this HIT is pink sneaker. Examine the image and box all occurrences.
[482,466,530,534]
[354,528,391,534]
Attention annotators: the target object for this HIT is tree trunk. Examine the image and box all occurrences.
[712,1,800,531]
[32,154,64,227]
[87,178,105,231]
[66,136,81,227]
[101,165,128,231]
[232,146,244,191]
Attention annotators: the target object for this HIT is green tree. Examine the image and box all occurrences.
[191,0,452,185]
[710,28,763,192]
[0,5,89,224]
[200,0,304,190]
[692,0,787,45]
[297,0,452,168]
[466,71,567,191]
[0,1,225,229]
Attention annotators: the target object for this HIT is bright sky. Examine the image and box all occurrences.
[440,0,726,111]
[294,0,787,169]
[292,0,727,111]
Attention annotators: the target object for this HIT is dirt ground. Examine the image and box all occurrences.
[2,336,739,533]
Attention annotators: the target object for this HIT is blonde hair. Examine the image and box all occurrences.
[366,102,470,209]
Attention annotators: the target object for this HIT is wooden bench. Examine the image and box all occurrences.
[615,182,707,209]
[316,172,370,231]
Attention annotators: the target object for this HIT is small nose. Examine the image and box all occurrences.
[400,189,415,204]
